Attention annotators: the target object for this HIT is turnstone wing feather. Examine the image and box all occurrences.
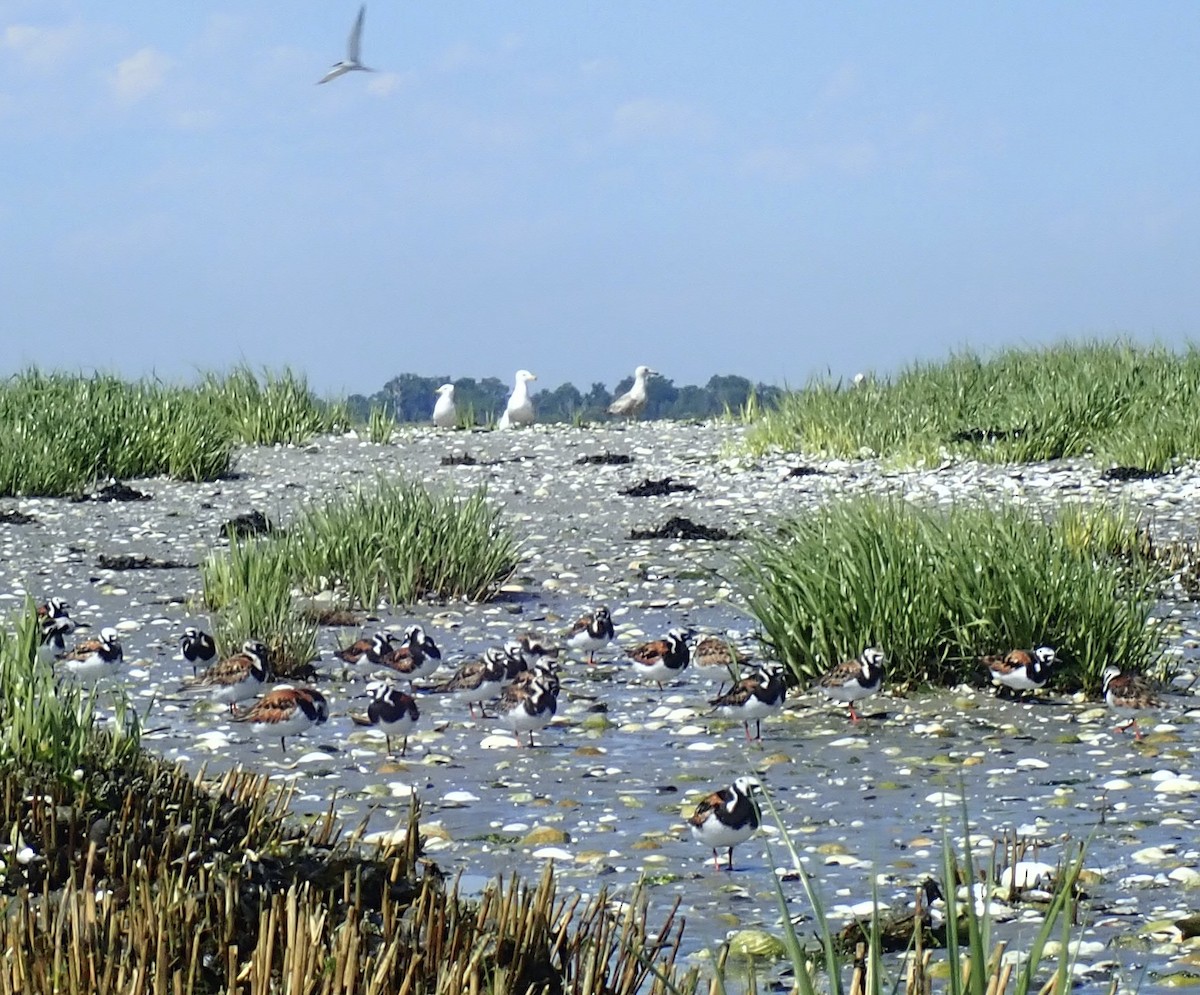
[232,686,329,751]
[1102,665,1161,740]
[815,648,885,722]
[351,681,419,755]
[564,606,614,665]
[497,670,558,748]
[180,626,218,677]
[182,640,271,713]
[984,646,1056,695]
[627,628,691,690]
[709,660,787,740]
[59,627,123,684]
[38,597,86,656]
[689,776,760,871]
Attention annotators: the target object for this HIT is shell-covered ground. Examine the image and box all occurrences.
[3,421,1200,991]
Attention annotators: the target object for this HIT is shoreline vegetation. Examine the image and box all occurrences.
[0,341,1193,989]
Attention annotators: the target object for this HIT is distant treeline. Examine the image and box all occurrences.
[346,373,782,424]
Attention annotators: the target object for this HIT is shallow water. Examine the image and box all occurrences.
[3,422,1200,992]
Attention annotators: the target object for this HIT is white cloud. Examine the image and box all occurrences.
[2,20,88,71]
[367,71,408,98]
[611,98,714,143]
[110,47,172,104]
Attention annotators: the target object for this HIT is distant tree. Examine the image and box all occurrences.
[533,383,585,422]
[705,375,755,414]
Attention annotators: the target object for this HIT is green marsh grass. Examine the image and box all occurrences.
[203,480,519,657]
[200,365,349,446]
[0,604,140,782]
[748,341,1200,471]
[201,535,319,676]
[0,367,348,497]
[744,497,1163,692]
[366,404,396,443]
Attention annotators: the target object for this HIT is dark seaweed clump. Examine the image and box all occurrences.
[630,516,739,540]
[620,477,698,497]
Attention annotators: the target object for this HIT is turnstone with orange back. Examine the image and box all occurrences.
[815,648,885,722]
[433,646,509,718]
[182,640,271,713]
[378,625,442,681]
[689,776,760,872]
[232,686,329,751]
[59,627,123,684]
[709,660,788,741]
[1102,666,1161,740]
[351,681,419,755]
[335,631,396,666]
[497,668,559,747]
[180,626,218,677]
[984,646,1056,696]
[627,628,691,690]
[564,606,614,665]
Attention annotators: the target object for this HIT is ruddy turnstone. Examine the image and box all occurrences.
[182,640,271,713]
[709,660,788,741]
[517,632,560,662]
[497,369,537,429]
[1102,666,1161,740]
[378,625,442,681]
[59,627,123,684]
[983,646,1056,697]
[497,669,558,747]
[432,383,457,428]
[689,776,760,872]
[316,4,373,84]
[37,597,87,656]
[815,648,885,722]
[232,686,329,751]
[564,606,615,665]
[627,628,691,690]
[351,681,419,755]
[608,365,658,419]
[335,631,396,666]
[693,633,752,694]
[433,646,509,718]
[179,626,218,677]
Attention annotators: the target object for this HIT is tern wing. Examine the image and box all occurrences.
[347,5,366,62]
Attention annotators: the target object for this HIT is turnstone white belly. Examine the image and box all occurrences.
[1102,666,1161,740]
[497,670,558,747]
[627,628,691,690]
[233,686,329,751]
[563,606,614,665]
[689,776,760,871]
[182,640,271,712]
[433,646,508,717]
[59,627,123,684]
[815,648,885,722]
[983,646,1055,695]
[351,680,419,755]
[180,626,218,677]
[709,660,788,740]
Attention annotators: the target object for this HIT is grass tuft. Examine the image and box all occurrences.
[748,340,1200,471]
[743,497,1163,692]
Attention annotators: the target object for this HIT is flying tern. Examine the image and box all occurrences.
[317,5,374,84]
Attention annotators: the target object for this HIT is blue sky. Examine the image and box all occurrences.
[2,2,1198,396]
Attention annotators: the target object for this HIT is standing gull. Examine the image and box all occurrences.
[432,383,457,428]
[608,366,658,419]
[497,370,537,429]
[317,4,374,85]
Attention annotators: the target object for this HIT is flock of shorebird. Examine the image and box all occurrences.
[34,594,1169,871]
